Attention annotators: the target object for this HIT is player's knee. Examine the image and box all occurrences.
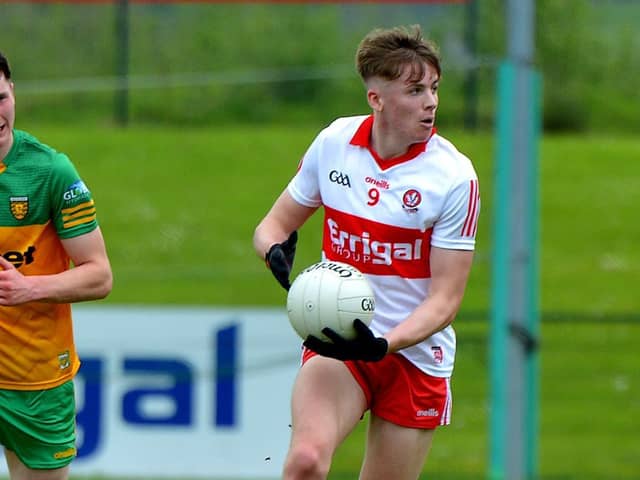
[283,443,330,480]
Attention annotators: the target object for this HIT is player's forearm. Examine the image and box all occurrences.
[27,261,112,303]
[253,221,284,259]
[384,296,460,353]
[254,190,318,259]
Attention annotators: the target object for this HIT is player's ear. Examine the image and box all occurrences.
[366,88,383,112]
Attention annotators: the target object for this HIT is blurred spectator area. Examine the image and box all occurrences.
[2,0,639,132]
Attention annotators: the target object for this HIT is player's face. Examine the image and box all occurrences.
[0,74,15,161]
[375,62,439,145]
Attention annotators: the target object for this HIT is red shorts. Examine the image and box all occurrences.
[302,348,451,429]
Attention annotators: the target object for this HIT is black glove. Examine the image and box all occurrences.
[265,231,298,291]
[304,319,388,362]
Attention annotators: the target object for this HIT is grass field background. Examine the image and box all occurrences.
[6,124,639,479]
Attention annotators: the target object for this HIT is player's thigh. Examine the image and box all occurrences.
[360,415,435,480]
[290,355,367,451]
[4,448,69,480]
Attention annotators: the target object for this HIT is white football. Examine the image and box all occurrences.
[286,261,375,341]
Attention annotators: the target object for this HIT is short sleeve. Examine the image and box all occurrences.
[431,178,480,251]
[286,134,324,208]
[48,153,98,239]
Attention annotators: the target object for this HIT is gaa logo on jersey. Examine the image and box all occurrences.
[402,189,421,213]
[329,170,351,188]
[58,350,71,370]
[9,196,29,220]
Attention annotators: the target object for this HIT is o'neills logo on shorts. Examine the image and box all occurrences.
[416,408,440,417]
[53,447,77,459]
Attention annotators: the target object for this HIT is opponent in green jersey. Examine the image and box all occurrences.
[0,52,112,479]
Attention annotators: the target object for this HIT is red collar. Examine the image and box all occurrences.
[349,115,435,170]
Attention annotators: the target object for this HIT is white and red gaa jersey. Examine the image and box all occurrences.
[288,115,480,377]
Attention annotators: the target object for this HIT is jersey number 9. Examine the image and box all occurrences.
[367,188,380,206]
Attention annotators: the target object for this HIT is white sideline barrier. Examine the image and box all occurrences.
[0,306,302,479]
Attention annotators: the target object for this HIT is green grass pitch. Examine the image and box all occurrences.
[4,123,638,479]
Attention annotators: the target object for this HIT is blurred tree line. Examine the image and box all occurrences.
[1,0,638,132]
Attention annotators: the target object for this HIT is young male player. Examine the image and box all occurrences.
[0,51,113,480]
[254,25,480,480]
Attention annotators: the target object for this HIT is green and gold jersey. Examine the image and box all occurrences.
[0,129,98,390]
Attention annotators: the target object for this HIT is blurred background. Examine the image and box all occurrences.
[1,1,638,479]
[5,0,639,132]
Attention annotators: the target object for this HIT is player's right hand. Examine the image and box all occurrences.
[304,319,388,362]
[265,230,298,291]
[0,255,32,306]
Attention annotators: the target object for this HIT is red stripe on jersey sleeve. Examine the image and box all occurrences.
[461,180,479,237]
[322,205,432,278]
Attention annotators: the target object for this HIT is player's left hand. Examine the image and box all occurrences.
[304,319,388,362]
